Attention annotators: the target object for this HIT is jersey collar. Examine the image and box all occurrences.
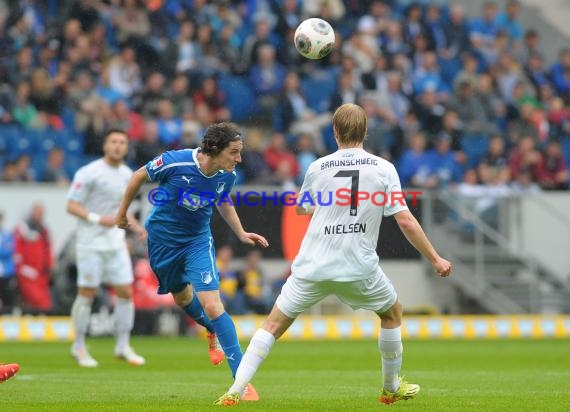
[192,148,223,178]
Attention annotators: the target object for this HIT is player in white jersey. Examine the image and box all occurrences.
[67,129,146,368]
[215,103,452,406]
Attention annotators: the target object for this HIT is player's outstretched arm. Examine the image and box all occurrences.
[216,202,269,248]
[116,166,150,229]
[394,210,452,277]
[67,200,116,228]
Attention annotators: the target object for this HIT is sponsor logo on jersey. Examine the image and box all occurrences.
[181,175,192,185]
[150,156,164,170]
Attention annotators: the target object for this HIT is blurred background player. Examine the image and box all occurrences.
[13,203,54,315]
[116,122,268,400]
[215,104,452,406]
[67,129,146,368]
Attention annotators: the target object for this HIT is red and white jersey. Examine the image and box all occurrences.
[291,148,408,281]
[67,158,132,250]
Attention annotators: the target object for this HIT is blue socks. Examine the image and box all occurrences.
[211,312,243,377]
[183,295,214,334]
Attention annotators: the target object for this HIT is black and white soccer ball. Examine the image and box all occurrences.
[294,18,335,60]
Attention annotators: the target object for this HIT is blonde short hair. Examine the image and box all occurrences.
[332,103,367,146]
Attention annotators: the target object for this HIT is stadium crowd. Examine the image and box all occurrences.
[0,0,569,192]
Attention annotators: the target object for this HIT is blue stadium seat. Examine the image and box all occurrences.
[461,134,490,168]
[31,154,48,180]
[218,75,258,122]
[300,74,336,113]
[64,153,88,177]
[0,125,23,160]
[56,130,85,156]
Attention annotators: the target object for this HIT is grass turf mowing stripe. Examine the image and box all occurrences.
[1,338,568,411]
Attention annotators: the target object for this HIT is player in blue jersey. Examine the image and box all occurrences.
[115,122,267,400]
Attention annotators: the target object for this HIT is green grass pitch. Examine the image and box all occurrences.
[1,337,568,411]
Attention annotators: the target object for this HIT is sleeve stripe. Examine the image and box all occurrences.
[154,162,195,174]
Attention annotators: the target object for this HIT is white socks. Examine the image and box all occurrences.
[115,298,135,353]
[229,328,275,395]
[379,327,403,393]
[71,295,93,348]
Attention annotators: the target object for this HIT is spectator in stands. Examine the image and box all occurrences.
[170,74,194,118]
[237,250,270,314]
[510,169,541,193]
[12,155,34,182]
[277,71,331,155]
[424,134,464,188]
[29,68,61,122]
[376,72,410,140]
[134,71,167,118]
[95,66,124,106]
[547,97,570,138]
[550,49,570,100]
[111,0,151,45]
[509,135,541,180]
[193,75,230,125]
[412,51,446,96]
[398,131,431,188]
[470,1,500,54]
[381,20,409,58]
[525,52,551,97]
[13,202,54,314]
[6,46,34,86]
[110,100,144,141]
[175,20,201,78]
[108,45,142,99]
[477,73,506,130]
[295,133,318,186]
[536,140,570,190]
[248,44,286,117]
[403,3,428,46]
[361,54,389,95]
[449,80,496,136]
[195,23,222,75]
[217,245,245,315]
[133,120,163,167]
[41,148,70,186]
[478,135,511,185]
[452,169,510,232]
[12,80,45,130]
[496,0,524,44]
[413,87,444,137]
[443,4,471,61]
[0,211,17,314]
[331,70,361,112]
[264,132,299,189]
[156,99,183,148]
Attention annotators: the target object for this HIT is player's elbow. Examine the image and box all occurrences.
[395,211,417,233]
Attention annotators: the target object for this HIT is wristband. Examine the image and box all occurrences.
[87,212,101,224]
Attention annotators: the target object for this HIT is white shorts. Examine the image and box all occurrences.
[76,245,134,288]
[275,268,397,318]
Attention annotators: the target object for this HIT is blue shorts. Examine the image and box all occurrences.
[147,235,219,294]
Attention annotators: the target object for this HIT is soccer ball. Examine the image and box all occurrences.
[294,18,335,60]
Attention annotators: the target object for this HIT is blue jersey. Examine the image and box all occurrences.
[145,148,236,248]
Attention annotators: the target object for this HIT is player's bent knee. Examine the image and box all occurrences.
[202,301,225,319]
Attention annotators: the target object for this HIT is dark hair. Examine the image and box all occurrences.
[201,122,242,156]
[103,128,127,143]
